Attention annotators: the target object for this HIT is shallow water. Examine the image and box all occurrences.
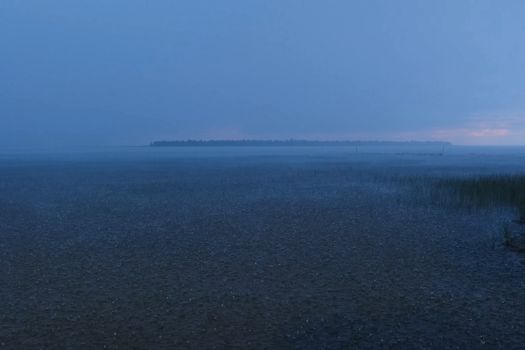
[1,146,524,349]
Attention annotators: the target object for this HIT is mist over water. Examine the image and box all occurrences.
[1,144,525,163]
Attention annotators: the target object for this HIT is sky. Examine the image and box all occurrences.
[1,0,525,146]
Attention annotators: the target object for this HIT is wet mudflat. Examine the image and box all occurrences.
[1,149,525,349]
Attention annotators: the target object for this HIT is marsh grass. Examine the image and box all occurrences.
[435,175,525,223]
[430,174,525,252]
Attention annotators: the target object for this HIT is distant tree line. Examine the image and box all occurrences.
[150,139,451,147]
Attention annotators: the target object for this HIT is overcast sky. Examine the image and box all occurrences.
[1,0,524,146]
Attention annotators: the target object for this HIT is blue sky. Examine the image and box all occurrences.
[1,0,524,146]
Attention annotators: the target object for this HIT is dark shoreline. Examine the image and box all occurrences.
[150,140,451,147]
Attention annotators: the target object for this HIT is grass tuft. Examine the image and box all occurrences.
[503,224,525,252]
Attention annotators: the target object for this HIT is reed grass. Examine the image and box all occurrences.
[436,175,525,222]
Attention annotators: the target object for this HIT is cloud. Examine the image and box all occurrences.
[467,128,509,137]
[428,112,525,145]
